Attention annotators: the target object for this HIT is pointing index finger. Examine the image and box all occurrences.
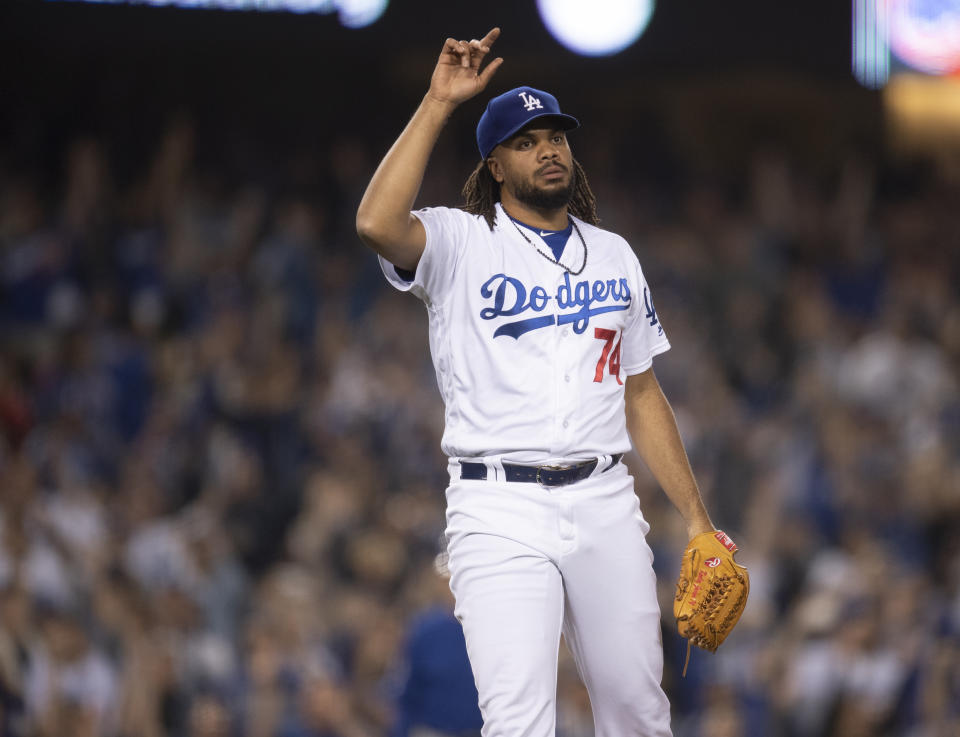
[480,27,501,48]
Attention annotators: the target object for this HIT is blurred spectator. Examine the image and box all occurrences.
[0,584,31,736]
[24,603,118,737]
[185,693,234,737]
[389,557,482,737]
[277,675,367,737]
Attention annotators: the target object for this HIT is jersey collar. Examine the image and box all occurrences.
[495,202,586,273]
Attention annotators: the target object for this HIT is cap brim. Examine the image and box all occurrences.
[486,113,580,158]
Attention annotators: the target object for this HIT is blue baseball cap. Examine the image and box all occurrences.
[476,86,580,160]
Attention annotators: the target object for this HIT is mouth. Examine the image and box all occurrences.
[538,164,567,179]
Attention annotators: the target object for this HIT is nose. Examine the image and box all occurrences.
[537,141,560,161]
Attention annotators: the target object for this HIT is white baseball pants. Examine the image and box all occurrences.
[444,463,672,737]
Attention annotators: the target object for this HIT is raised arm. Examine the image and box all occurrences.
[355,28,503,271]
[625,368,714,541]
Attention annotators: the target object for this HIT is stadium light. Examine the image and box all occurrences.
[853,0,960,88]
[536,0,655,57]
[334,0,388,28]
[888,0,960,76]
[53,0,390,28]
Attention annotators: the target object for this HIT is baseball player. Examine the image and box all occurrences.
[356,28,717,737]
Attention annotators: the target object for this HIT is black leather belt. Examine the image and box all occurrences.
[460,454,623,487]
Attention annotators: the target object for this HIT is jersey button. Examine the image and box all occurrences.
[562,420,569,428]
[564,375,571,383]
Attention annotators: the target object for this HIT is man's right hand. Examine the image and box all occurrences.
[356,28,502,271]
[427,28,503,109]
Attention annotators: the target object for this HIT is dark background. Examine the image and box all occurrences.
[1,0,875,184]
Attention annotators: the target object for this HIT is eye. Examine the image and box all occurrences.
[552,134,564,144]
[518,140,533,149]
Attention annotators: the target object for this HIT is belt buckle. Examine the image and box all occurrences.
[536,464,570,488]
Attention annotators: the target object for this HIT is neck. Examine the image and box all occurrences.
[500,196,569,230]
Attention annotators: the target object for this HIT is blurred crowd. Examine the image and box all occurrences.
[0,108,957,737]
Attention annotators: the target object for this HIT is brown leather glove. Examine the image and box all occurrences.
[674,530,749,674]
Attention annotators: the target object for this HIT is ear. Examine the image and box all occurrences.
[486,156,504,184]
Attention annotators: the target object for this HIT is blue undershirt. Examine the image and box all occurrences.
[508,214,572,262]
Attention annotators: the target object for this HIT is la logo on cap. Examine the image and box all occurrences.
[518,91,543,111]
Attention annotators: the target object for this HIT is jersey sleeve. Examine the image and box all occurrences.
[620,255,671,375]
[378,206,471,305]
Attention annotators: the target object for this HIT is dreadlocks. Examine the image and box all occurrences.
[460,157,600,230]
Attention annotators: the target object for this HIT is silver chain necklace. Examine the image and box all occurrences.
[508,216,589,276]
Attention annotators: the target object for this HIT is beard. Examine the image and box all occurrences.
[512,164,576,211]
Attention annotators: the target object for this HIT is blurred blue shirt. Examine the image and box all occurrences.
[391,606,482,737]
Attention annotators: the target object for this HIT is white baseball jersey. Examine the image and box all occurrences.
[379,201,670,464]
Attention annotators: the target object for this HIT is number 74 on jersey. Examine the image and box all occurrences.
[593,328,622,385]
